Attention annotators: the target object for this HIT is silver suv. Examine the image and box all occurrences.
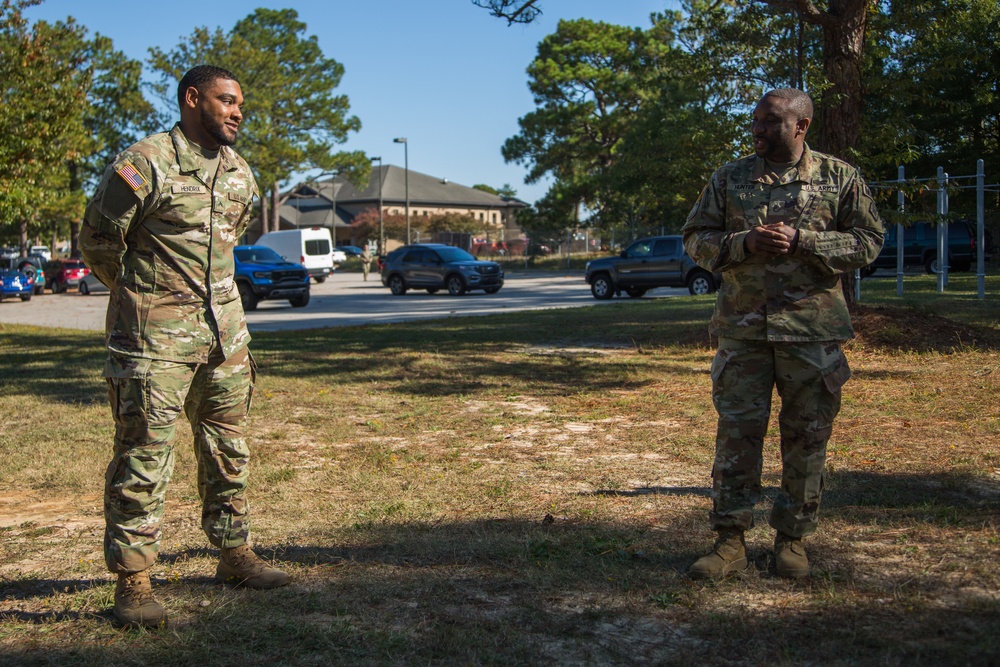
[380,244,504,296]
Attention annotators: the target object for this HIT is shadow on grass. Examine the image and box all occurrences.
[823,469,999,525]
[1,301,714,404]
[2,511,998,666]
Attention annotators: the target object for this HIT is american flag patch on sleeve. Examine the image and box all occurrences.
[116,161,147,191]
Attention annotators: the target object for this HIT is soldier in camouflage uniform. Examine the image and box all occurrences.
[81,65,288,628]
[681,89,884,580]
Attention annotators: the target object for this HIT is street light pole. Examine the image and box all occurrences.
[393,137,409,244]
[371,156,383,254]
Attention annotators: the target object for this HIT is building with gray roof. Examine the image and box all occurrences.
[247,165,527,252]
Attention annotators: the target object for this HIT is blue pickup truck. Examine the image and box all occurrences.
[234,245,310,311]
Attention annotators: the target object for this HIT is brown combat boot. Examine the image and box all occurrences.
[774,532,810,579]
[688,528,749,580]
[216,544,290,589]
[113,571,167,628]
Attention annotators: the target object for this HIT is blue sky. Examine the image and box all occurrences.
[25,0,679,204]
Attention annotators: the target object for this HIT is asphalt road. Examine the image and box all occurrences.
[0,270,692,333]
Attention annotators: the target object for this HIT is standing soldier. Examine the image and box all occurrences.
[681,88,883,579]
[81,65,289,628]
[360,244,372,281]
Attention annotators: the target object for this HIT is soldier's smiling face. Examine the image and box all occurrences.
[751,95,809,162]
[186,78,244,150]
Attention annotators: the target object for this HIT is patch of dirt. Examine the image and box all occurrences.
[851,304,1000,352]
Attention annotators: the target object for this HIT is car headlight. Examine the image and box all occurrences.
[585,261,591,271]
[252,271,272,280]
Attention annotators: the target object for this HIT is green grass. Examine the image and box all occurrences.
[0,282,998,666]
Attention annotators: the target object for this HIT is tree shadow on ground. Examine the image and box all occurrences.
[2,508,998,666]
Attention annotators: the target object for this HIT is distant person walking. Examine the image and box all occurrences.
[80,65,289,628]
[681,88,884,580]
[360,245,372,281]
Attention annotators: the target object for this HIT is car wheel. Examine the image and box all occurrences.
[388,274,407,295]
[238,282,258,311]
[446,274,466,296]
[20,292,31,301]
[289,292,310,308]
[54,281,64,294]
[687,270,716,296]
[484,287,501,294]
[925,255,938,274]
[79,282,89,295]
[314,275,327,284]
[426,287,440,294]
[34,283,44,295]
[590,273,614,300]
[624,287,647,298]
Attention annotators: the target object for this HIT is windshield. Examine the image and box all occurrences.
[236,247,284,263]
[436,247,476,263]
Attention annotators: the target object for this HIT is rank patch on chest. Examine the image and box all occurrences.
[116,162,147,191]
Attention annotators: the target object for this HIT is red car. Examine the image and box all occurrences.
[44,258,90,293]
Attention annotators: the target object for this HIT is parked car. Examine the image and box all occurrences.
[0,267,34,301]
[331,247,347,264]
[44,258,90,293]
[256,228,335,283]
[234,245,310,311]
[863,219,982,276]
[29,245,51,261]
[7,256,45,295]
[78,271,109,295]
[585,235,719,299]
[338,245,364,257]
[380,243,504,296]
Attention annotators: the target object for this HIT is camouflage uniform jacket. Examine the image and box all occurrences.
[682,145,884,342]
[81,124,257,362]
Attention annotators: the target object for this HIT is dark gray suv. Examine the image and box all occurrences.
[380,244,504,296]
[585,235,719,299]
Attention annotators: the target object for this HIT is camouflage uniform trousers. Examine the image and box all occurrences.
[102,346,256,573]
[708,337,851,538]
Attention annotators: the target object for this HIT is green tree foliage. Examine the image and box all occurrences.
[350,208,411,245]
[863,0,999,185]
[1,1,156,255]
[148,8,366,234]
[472,183,519,198]
[0,0,87,251]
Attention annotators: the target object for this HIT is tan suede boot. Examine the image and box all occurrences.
[216,544,290,589]
[774,532,810,579]
[688,528,749,580]
[113,571,167,628]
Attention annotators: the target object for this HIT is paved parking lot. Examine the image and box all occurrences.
[0,270,691,332]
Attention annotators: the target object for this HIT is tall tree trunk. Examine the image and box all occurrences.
[68,161,82,258]
[816,0,867,160]
[19,220,28,256]
[270,182,281,232]
[260,196,270,236]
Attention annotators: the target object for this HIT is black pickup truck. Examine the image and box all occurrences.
[584,235,719,299]
[863,219,988,275]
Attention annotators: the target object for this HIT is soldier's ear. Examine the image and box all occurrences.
[183,85,200,110]
[796,117,811,137]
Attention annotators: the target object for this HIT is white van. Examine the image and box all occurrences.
[255,228,335,282]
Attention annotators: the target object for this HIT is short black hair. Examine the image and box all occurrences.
[763,88,814,121]
[177,65,240,110]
